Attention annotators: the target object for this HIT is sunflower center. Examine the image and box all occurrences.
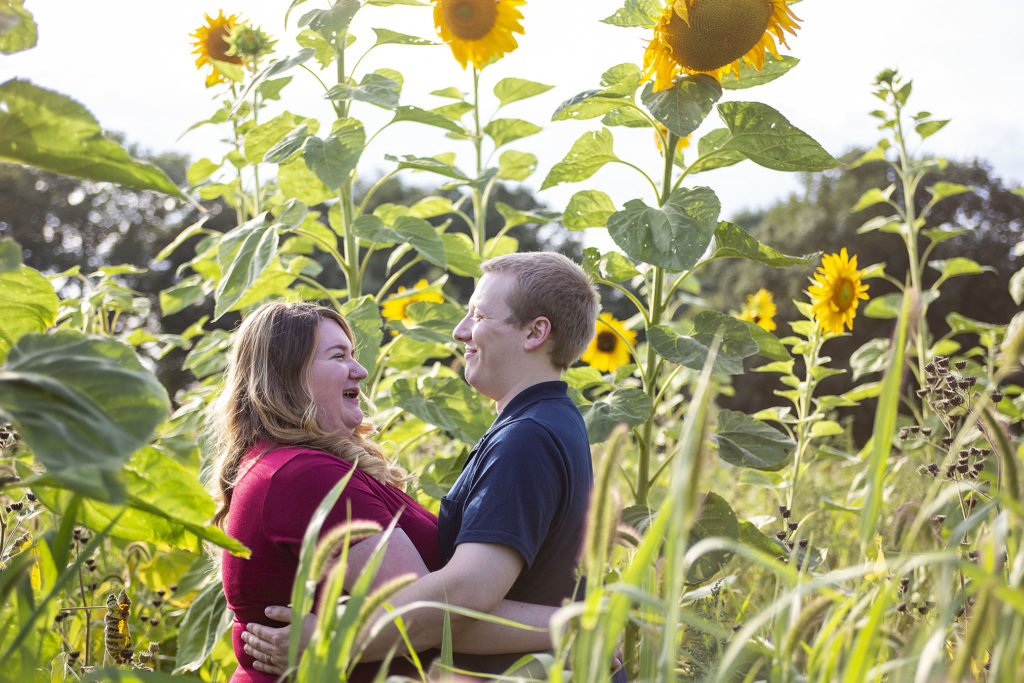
[666,0,773,72]
[835,279,856,309]
[442,0,498,40]
[596,331,618,353]
[205,24,243,64]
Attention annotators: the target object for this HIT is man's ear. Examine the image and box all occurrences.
[523,316,552,351]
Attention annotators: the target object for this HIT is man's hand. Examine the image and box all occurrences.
[241,606,315,675]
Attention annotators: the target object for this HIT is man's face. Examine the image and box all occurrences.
[453,272,528,403]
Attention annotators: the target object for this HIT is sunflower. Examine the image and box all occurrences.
[737,288,777,332]
[655,123,692,154]
[431,0,526,70]
[381,280,445,323]
[581,313,637,373]
[808,248,869,335]
[643,0,800,91]
[190,10,245,87]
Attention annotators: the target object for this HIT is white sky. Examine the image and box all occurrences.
[6,0,1024,222]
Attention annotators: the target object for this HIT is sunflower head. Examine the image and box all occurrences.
[431,0,526,70]
[381,279,445,324]
[190,10,246,87]
[226,23,276,62]
[737,288,777,332]
[581,313,637,373]
[643,0,800,91]
[808,248,870,335]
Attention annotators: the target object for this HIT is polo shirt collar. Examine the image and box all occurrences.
[495,380,568,424]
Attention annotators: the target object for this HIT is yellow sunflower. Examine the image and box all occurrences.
[431,0,526,70]
[381,280,445,323]
[643,0,800,91]
[808,248,869,335]
[581,313,637,373]
[737,288,777,332]
[190,10,245,87]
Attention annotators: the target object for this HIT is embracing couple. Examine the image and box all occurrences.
[210,252,620,681]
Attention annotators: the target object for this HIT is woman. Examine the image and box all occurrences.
[209,301,555,681]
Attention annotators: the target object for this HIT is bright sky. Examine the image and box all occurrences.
[7,0,1024,221]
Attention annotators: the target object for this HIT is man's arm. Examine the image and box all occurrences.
[357,541,523,659]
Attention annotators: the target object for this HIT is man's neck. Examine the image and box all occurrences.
[494,369,562,414]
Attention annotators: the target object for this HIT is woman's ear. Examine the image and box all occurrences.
[523,316,552,351]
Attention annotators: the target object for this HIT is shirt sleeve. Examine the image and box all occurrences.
[262,451,398,556]
[454,420,564,567]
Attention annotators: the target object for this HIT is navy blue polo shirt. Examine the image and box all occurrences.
[438,380,593,607]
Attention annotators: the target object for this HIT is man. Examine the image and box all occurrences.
[243,251,600,676]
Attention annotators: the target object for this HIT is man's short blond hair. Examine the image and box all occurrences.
[481,252,598,370]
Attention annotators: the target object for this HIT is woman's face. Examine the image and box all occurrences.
[309,318,368,437]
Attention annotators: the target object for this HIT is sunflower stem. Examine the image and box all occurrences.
[788,325,823,511]
[471,67,487,259]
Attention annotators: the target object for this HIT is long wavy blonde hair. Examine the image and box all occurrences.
[208,301,407,529]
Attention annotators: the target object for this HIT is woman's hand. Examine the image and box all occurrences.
[241,606,315,675]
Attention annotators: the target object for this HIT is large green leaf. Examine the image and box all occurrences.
[395,216,447,268]
[563,190,615,230]
[385,153,469,181]
[0,80,181,195]
[497,150,537,181]
[371,27,434,46]
[541,129,619,190]
[278,157,332,205]
[0,236,21,272]
[340,295,383,380]
[484,118,542,149]
[640,75,722,138]
[390,376,490,444]
[441,233,481,278]
[0,331,169,477]
[551,90,631,122]
[717,101,840,172]
[325,71,402,109]
[688,128,745,175]
[493,77,553,107]
[582,387,651,444]
[389,105,465,135]
[607,186,719,270]
[173,578,234,674]
[0,0,36,53]
[601,0,660,27]
[0,264,57,363]
[647,314,757,376]
[302,118,365,190]
[214,214,279,320]
[244,111,308,164]
[686,492,740,583]
[712,410,794,471]
[700,221,817,268]
[720,55,799,90]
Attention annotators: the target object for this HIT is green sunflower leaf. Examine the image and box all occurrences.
[391,376,490,444]
[244,112,307,164]
[915,119,949,140]
[0,80,182,196]
[371,27,435,46]
[0,331,170,484]
[929,257,994,289]
[213,213,279,320]
[340,295,383,380]
[302,118,365,190]
[601,252,640,282]
[0,237,21,272]
[717,101,841,172]
[541,129,619,190]
[172,579,235,675]
[641,74,722,138]
[699,221,817,268]
[264,122,314,164]
[484,118,542,148]
[582,387,651,444]
[493,77,554,107]
[326,72,402,109]
[441,233,481,278]
[385,154,469,180]
[551,90,631,122]
[601,0,661,27]
[607,186,719,270]
[278,156,332,204]
[712,410,794,471]
[563,190,616,230]
[720,55,800,90]
[497,150,537,181]
[390,105,466,135]
[393,215,447,269]
[688,128,746,174]
[0,0,37,53]
[686,492,741,583]
[647,323,749,376]
[0,265,58,363]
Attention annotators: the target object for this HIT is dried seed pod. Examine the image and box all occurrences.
[897,602,908,613]
[776,530,787,540]
[788,522,798,531]
[955,360,967,370]
[798,539,809,549]
[921,428,933,436]
[991,391,1004,403]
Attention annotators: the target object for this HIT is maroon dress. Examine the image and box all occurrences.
[222,443,441,682]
